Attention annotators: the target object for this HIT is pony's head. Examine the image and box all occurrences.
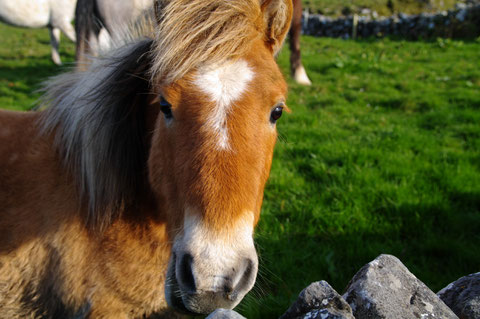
[42,0,292,315]
[148,0,292,313]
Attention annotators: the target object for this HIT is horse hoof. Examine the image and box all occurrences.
[293,65,312,86]
[52,57,62,66]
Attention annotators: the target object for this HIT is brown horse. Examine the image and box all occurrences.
[0,0,292,317]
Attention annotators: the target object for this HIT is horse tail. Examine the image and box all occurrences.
[75,0,101,70]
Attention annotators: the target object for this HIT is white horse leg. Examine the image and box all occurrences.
[49,27,62,65]
[97,28,112,53]
[293,64,312,86]
[59,21,76,43]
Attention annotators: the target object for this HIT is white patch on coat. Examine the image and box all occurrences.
[194,60,254,150]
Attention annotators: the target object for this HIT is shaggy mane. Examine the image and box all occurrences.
[40,40,154,228]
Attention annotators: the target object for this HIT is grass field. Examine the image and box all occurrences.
[1,23,480,318]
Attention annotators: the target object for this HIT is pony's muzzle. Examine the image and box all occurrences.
[178,252,256,297]
[166,250,258,314]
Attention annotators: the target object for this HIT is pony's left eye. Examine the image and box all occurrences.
[270,106,283,123]
[159,96,173,120]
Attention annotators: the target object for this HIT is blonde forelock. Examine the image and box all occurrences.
[150,0,264,85]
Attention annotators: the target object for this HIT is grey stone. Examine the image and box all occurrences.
[343,254,458,319]
[205,309,246,319]
[456,9,468,21]
[280,281,355,319]
[438,272,480,319]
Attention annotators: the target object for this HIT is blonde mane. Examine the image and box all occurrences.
[151,0,264,85]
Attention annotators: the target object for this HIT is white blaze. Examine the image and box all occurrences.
[194,60,254,150]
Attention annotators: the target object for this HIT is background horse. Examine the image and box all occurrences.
[75,0,312,85]
[0,0,76,65]
[289,0,311,85]
[0,0,292,317]
[75,0,152,69]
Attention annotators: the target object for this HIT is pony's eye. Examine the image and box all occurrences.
[270,106,283,123]
[159,96,173,120]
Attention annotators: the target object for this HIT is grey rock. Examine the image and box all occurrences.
[205,309,246,319]
[280,281,354,319]
[343,254,458,319]
[456,9,468,21]
[438,272,480,319]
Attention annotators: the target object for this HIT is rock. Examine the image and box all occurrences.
[456,9,468,21]
[279,281,355,319]
[438,272,480,319]
[205,309,246,319]
[343,254,458,319]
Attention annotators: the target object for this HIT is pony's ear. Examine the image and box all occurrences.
[260,0,293,55]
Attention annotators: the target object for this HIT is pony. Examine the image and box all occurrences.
[75,0,311,85]
[0,0,77,65]
[0,0,293,317]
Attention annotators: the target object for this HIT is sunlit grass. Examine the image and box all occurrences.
[0,24,75,110]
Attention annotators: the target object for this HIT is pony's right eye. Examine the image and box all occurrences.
[159,96,173,120]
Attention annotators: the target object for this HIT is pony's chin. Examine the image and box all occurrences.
[165,258,204,315]
[166,290,198,315]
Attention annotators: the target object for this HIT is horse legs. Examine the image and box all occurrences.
[289,0,311,85]
[49,27,62,65]
[97,28,112,52]
[58,21,77,43]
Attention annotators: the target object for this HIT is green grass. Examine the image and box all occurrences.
[241,36,480,317]
[0,24,75,110]
[1,24,480,318]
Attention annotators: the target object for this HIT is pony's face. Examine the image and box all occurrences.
[148,41,287,314]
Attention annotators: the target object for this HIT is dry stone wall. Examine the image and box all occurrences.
[208,254,480,319]
[302,3,480,39]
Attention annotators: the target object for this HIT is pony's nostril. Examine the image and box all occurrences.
[223,283,234,293]
[178,253,196,292]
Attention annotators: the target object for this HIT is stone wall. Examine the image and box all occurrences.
[207,255,480,319]
[302,3,480,39]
